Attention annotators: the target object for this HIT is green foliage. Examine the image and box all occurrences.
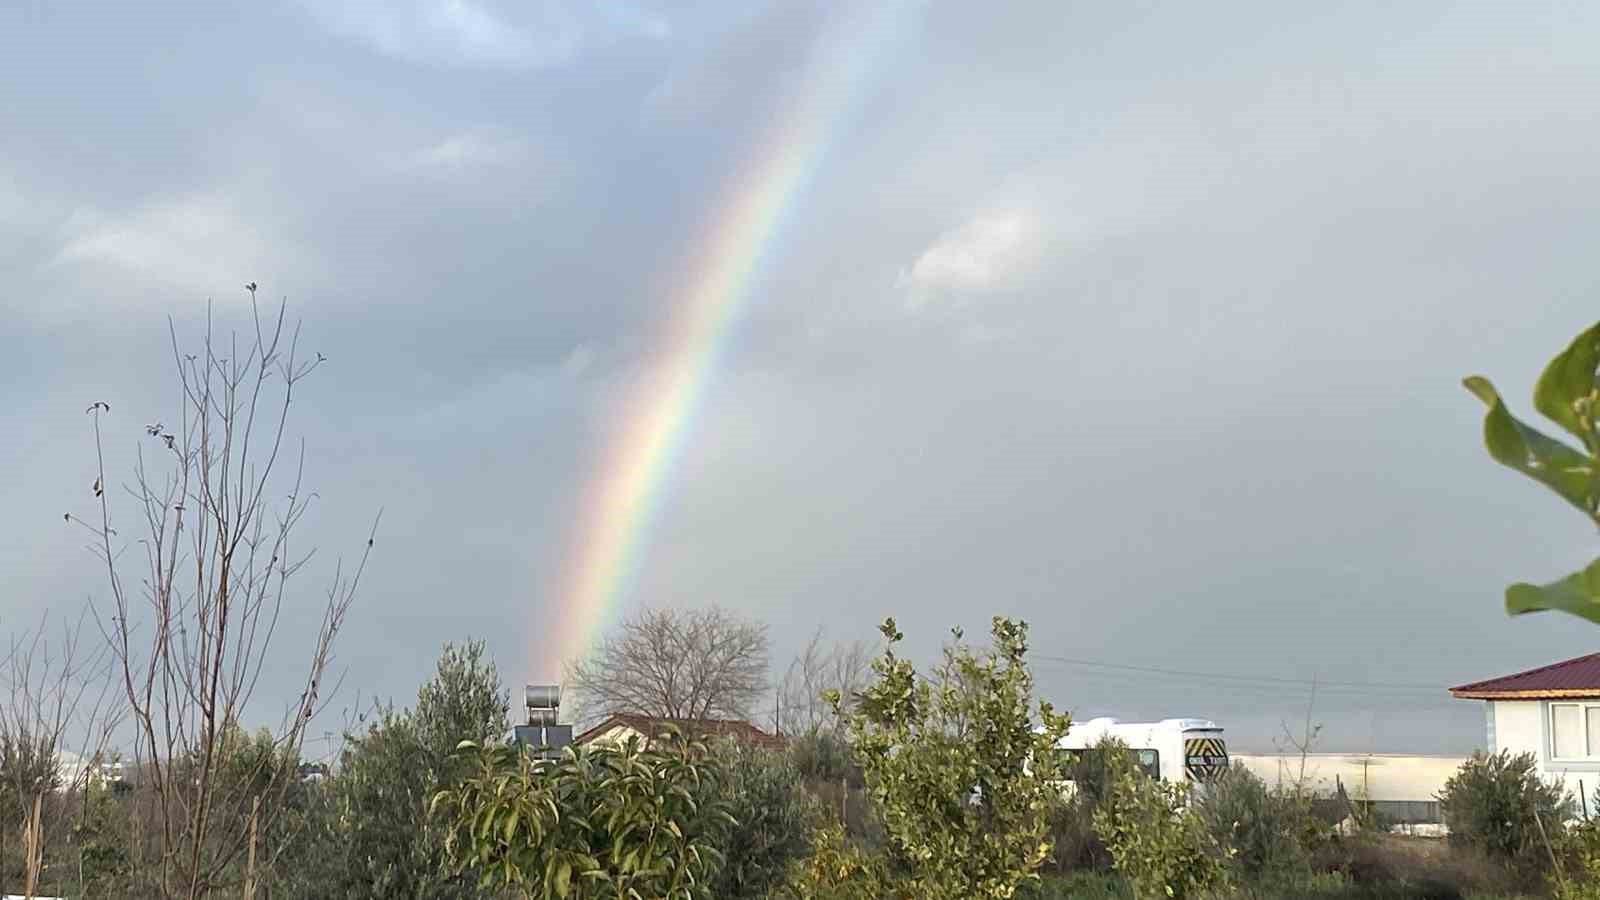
[432,731,734,900]
[703,742,817,900]
[0,730,60,805]
[1025,871,1133,899]
[1439,750,1571,871]
[1043,739,1129,874]
[71,781,133,894]
[788,727,857,786]
[1554,818,1600,900]
[1464,321,1600,622]
[818,616,1073,900]
[303,638,511,898]
[781,822,897,900]
[1092,750,1227,900]
[1194,763,1328,887]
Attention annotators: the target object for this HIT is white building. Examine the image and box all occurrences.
[1452,651,1600,811]
[1232,752,1466,827]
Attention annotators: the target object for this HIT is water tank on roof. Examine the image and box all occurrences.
[526,684,561,727]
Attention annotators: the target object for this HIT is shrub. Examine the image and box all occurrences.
[1438,750,1571,871]
[1025,871,1132,899]
[782,823,896,899]
[1043,739,1127,874]
[1092,752,1226,900]
[433,731,734,900]
[704,742,817,900]
[1554,818,1600,900]
[821,617,1073,900]
[789,728,857,785]
[1194,763,1327,886]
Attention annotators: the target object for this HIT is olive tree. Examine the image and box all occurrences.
[1464,321,1600,622]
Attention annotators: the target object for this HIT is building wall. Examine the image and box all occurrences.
[1232,753,1466,805]
[1490,698,1600,810]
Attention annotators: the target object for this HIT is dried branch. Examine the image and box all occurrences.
[565,606,770,727]
[78,291,374,899]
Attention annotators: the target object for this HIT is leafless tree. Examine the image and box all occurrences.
[0,609,124,896]
[776,627,869,735]
[565,605,769,726]
[71,291,377,899]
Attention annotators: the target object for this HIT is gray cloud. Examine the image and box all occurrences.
[5,0,1600,752]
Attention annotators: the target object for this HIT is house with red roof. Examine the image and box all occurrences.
[573,713,787,752]
[1451,652,1600,804]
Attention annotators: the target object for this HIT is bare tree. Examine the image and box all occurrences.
[71,291,377,899]
[0,609,124,896]
[565,605,769,726]
[776,627,869,735]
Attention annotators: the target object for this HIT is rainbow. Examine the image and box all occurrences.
[535,3,921,679]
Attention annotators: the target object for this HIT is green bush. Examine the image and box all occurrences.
[789,728,857,785]
[1439,750,1571,871]
[1194,763,1327,887]
[1092,751,1226,900]
[809,617,1073,900]
[1025,871,1132,899]
[1043,739,1126,874]
[1554,818,1600,899]
[433,731,734,900]
[704,742,817,900]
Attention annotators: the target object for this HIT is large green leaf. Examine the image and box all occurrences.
[1535,320,1600,451]
[1463,375,1598,519]
[1506,557,1600,623]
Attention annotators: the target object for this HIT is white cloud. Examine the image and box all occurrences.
[301,0,574,69]
[397,133,531,173]
[300,0,667,70]
[50,193,311,300]
[898,209,1042,304]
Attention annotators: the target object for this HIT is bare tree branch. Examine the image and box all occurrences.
[775,627,870,736]
[77,291,376,899]
[564,606,770,728]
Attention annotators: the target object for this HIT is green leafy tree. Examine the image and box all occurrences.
[1464,321,1600,621]
[1092,751,1226,900]
[815,616,1072,900]
[432,731,734,900]
[309,639,511,899]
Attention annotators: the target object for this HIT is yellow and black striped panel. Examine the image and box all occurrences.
[1184,737,1229,782]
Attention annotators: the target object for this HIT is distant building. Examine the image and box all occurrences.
[574,714,786,752]
[51,751,122,792]
[297,762,330,783]
[1452,651,1600,811]
[1232,752,1466,827]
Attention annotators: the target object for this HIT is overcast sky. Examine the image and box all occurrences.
[5,1,1600,754]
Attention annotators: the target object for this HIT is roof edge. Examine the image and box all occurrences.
[1451,688,1600,700]
[1449,652,1600,694]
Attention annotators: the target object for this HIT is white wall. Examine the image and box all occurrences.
[1488,699,1600,813]
[1232,753,1465,803]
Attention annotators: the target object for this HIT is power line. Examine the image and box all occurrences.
[1030,653,1447,694]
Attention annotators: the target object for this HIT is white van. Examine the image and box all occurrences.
[1055,717,1229,786]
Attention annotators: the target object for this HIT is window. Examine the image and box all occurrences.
[1056,747,1161,780]
[1549,703,1600,760]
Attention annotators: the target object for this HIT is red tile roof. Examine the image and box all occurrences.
[573,713,787,750]
[1450,652,1600,699]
